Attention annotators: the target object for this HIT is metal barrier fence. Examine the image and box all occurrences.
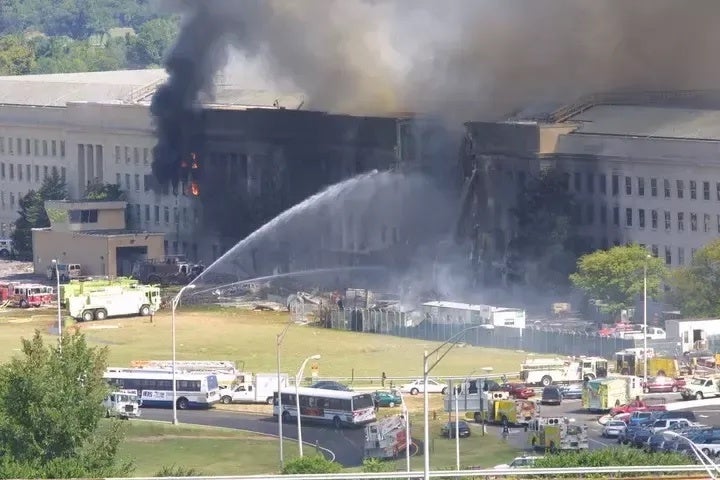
[327,308,638,359]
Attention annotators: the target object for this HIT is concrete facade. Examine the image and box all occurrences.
[32,200,164,277]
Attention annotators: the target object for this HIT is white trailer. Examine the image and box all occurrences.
[665,319,720,353]
[421,301,526,329]
[68,286,161,321]
[219,373,289,405]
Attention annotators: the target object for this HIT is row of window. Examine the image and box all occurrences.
[571,172,720,201]
[0,163,65,183]
[573,203,720,234]
[126,203,199,226]
[107,378,202,392]
[0,137,65,158]
[647,245,695,266]
[115,146,151,166]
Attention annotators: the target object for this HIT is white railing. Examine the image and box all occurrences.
[112,464,713,480]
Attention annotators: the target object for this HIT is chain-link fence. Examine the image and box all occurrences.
[328,308,643,359]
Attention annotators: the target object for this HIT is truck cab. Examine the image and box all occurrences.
[102,391,141,419]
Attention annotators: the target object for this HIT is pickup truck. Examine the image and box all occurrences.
[610,399,667,416]
[681,377,720,400]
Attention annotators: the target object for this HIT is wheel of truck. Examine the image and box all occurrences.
[94,309,107,321]
[82,310,94,322]
[671,386,678,392]
[621,368,630,375]
[388,401,395,408]
[139,305,150,316]
[410,388,419,395]
[176,397,190,410]
[501,415,509,425]
[60,275,68,282]
[220,395,232,404]
[643,387,650,394]
[265,397,274,405]
[696,391,704,400]
[541,376,552,387]
[703,448,711,456]
[474,412,483,423]
[333,416,342,429]
[19,299,28,308]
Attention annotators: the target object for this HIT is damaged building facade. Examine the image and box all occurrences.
[456,90,720,284]
[0,69,413,268]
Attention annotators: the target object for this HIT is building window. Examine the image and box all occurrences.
[638,177,645,196]
[42,140,48,156]
[690,180,697,200]
[0,162,4,179]
[8,137,13,155]
[0,137,4,153]
[9,193,14,206]
[116,173,121,185]
[625,208,632,227]
[124,174,130,190]
[51,166,57,177]
[650,209,658,229]
[613,206,619,226]
[133,147,140,164]
[17,164,22,181]
[182,207,188,224]
[586,204,594,224]
[692,248,697,260]
[60,141,65,157]
[43,166,48,179]
[690,213,697,231]
[638,209,645,228]
[51,140,57,156]
[663,179,670,198]
[143,148,149,165]
[25,165,30,182]
[704,213,711,233]
[600,204,607,224]
[587,173,594,193]
[717,214,720,234]
[625,176,632,195]
[599,174,607,194]
[677,180,684,199]
[16,138,21,154]
[125,147,130,164]
[134,174,140,191]
[134,204,141,223]
[702,181,710,200]
[612,175,619,195]
[144,204,150,222]
[678,247,685,266]
[34,165,39,182]
[652,244,659,257]
[650,178,657,197]
[115,146,121,163]
[69,209,98,223]
[678,212,684,231]
[154,205,160,224]
[164,240,168,255]
[9,163,14,180]
[574,172,582,192]
[164,206,170,224]
[665,246,672,265]
[173,207,179,224]
[25,139,30,155]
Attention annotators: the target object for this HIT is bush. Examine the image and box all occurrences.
[155,465,204,477]
[281,455,342,474]
[362,458,391,473]
[534,447,693,476]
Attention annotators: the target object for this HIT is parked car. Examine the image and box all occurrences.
[309,381,352,391]
[493,456,543,469]
[500,383,535,399]
[399,378,448,395]
[559,384,583,399]
[642,376,682,393]
[540,386,562,405]
[441,420,471,438]
[631,428,654,448]
[601,420,627,438]
[646,431,674,453]
[648,418,695,434]
[372,390,402,407]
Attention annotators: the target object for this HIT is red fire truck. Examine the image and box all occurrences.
[0,283,55,308]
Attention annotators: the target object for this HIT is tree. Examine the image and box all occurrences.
[668,239,720,317]
[127,17,178,68]
[11,170,67,256]
[533,447,692,468]
[570,244,668,317]
[281,455,342,474]
[0,331,131,477]
[83,181,126,201]
[0,35,36,75]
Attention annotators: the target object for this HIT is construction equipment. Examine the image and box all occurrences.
[131,255,204,285]
[527,417,589,452]
[520,356,608,386]
[444,386,537,426]
[364,414,409,460]
[67,285,161,321]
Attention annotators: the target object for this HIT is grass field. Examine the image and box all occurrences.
[0,307,527,380]
[119,420,295,476]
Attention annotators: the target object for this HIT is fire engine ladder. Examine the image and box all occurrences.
[374,416,406,438]
[132,360,237,371]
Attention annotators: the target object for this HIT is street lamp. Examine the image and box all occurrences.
[276,321,293,468]
[422,325,482,480]
[51,259,61,339]
[454,369,476,471]
[643,254,651,386]
[296,354,321,457]
[171,283,196,425]
[396,389,411,473]
[663,431,719,479]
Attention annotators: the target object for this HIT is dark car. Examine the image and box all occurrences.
[441,421,471,438]
[309,381,352,391]
[372,390,402,407]
[540,386,562,405]
[631,428,653,448]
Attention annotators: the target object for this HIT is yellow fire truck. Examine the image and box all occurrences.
[527,417,588,452]
[445,390,537,426]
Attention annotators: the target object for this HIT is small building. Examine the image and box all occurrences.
[665,318,720,353]
[32,200,164,277]
[421,301,526,329]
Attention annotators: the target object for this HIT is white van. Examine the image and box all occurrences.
[47,263,82,282]
[102,391,141,419]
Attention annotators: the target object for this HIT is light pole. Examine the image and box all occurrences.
[276,321,293,468]
[398,390,410,473]
[51,259,61,338]
[422,326,481,480]
[643,254,650,386]
[454,382,460,471]
[172,283,196,425]
[664,431,719,479]
[296,354,321,457]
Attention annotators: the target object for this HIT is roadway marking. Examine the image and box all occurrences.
[590,437,611,447]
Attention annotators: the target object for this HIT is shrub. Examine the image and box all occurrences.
[155,464,204,476]
[362,458,391,473]
[281,455,342,474]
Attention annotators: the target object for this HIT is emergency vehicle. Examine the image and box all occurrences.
[444,385,537,426]
[582,376,643,412]
[59,277,139,306]
[67,285,161,321]
[102,390,142,419]
[130,360,246,388]
[364,415,409,459]
[520,356,608,387]
[0,283,55,308]
[527,417,589,452]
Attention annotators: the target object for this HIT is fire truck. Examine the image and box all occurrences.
[67,285,161,321]
[444,384,537,426]
[364,415,409,460]
[527,416,589,452]
[0,282,55,308]
[520,356,608,387]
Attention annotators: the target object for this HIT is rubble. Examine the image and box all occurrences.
[0,261,38,282]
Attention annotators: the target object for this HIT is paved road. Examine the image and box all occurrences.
[142,409,368,467]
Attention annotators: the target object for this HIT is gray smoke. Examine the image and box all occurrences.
[162,0,720,120]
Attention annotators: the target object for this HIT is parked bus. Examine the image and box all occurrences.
[103,368,220,410]
[273,387,376,428]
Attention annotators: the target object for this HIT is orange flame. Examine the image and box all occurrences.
[190,181,200,196]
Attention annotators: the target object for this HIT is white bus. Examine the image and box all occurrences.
[273,387,376,428]
[103,368,220,410]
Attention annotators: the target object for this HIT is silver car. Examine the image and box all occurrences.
[602,420,627,438]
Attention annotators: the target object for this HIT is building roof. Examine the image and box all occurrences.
[568,105,720,141]
[0,69,305,109]
[76,230,165,237]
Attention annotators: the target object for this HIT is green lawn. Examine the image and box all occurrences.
[120,420,295,476]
